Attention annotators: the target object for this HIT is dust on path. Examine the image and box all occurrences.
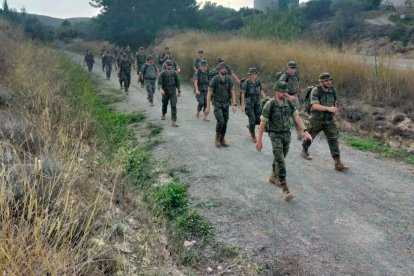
[72,54,414,275]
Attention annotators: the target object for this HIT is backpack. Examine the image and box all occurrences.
[261,97,275,132]
[273,71,286,82]
[304,85,337,115]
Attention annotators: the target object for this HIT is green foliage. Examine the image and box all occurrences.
[90,0,199,47]
[241,9,305,40]
[342,134,414,165]
[150,181,189,219]
[304,0,333,21]
[389,25,407,41]
[176,210,214,237]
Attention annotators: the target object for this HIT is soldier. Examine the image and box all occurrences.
[278,61,302,140]
[241,68,266,143]
[84,49,95,73]
[118,54,132,93]
[100,44,107,72]
[193,49,206,71]
[210,57,241,85]
[102,50,114,80]
[301,72,349,171]
[136,46,146,88]
[158,60,181,127]
[205,63,237,147]
[256,81,312,201]
[125,45,133,63]
[139,55,159,106]
[158,46,171,68]
[193,60,210,121]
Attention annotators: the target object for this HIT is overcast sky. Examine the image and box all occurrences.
[7,0,255,18]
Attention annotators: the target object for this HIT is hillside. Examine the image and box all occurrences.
[28,13,90,27]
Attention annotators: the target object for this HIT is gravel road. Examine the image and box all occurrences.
[73,55,414,275]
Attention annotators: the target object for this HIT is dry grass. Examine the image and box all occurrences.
[65,39,114,55]
[0,21,108,274]
[158,31,414,111]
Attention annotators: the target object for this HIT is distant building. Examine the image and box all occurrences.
[254,0,299,11]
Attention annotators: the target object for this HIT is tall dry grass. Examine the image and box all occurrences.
[0,21,105,274]
[158,31,414,111]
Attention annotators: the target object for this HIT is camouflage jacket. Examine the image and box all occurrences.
[158,70,180,92]
[261,98,298,133]
[209,75,233,108]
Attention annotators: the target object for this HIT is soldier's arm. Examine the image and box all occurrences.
[293,112,312,142]
[256,102,270,152]
[205,89,213,116]
[240,81,247,110]
[194,74,199,94]
[231,72,240,86]
[310,89,337,113]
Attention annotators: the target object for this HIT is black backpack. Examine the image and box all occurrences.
[304,85,337,115]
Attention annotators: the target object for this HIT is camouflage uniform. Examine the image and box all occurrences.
[102,53,114,79]
[194,66,209,112]
[209,74,233,138]
[241,78,263,134]
[302,84,340,158]
[119,58,132,92]
[84,53,95,72]
[261,95,298,182]
[140,61,158,102]
[136,51,147,75]
[158,65,180,122]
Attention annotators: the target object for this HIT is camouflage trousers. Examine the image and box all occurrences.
[145,79,156,100]
[86,62,93,72]
[245,99,261,133]
[196,90,208,112]
[213,105,229,135]
[269,131,291,181]
[162,89,178,121]
[302,119,340,158]
[119,72,131,92]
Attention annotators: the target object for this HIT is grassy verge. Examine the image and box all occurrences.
[342,133,414,165]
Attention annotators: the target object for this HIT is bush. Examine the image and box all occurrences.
[150,181,189,219]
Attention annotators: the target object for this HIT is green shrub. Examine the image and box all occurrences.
[150,181,189,219]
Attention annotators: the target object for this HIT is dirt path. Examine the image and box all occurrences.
[72,55,414,275]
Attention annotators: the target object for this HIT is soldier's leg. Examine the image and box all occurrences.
[150,80,156,101]
[125,73,131,90]
[270,133,287,181]
[196,94,203,112]
[246,107,255,134]
[213,107,224,134]
[202,91,208,111]
[323,121,340,158]
[221,106,229,137]
[254,102,261,126]
[145,80,152,100]
[162,92,170,116]
[302,120,323,151]
[170,92,178,121]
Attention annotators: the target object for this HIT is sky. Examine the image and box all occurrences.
[6,0,254,18]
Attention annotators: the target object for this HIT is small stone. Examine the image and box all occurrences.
[217,266,223,270]
[207,267,213,273]
[184,241,194,248]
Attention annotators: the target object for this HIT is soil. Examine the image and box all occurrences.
[73,54,414,275]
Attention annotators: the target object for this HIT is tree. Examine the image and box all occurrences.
[303,0,333,21]
[2,0,9,13]
[90,0,199,47]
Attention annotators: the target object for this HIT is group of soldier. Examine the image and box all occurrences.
[85,45,350,201]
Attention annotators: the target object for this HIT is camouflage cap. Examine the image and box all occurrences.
[248,67,258,74]
[200,60,208,66]
[216,57,225,64]
[274,81,289,92]
[217,62,228,70]
[139,46,144,50]
[198,49,204,53]
[165,60,173,66]
[146,55,153,60]
[287,61,298,68]
[319,72,332,82]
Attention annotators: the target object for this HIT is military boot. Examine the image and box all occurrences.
[334,157,349,171]
[301,148,313,160]
[280,180,294,201]
[150,99,154,106]
[172,121,179,127]
[251,131,257,143]
[161,114,166,120]
[220,135,230,147]
[269,166,281,187]
[215,133,221,147]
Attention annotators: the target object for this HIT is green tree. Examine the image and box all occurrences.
[303,0,333,21]
[90,0,199,46]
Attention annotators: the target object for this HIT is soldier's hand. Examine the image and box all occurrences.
[328,106,339,114]
[196,91,200,96]
[304,132,313,142]
[177,92,181,98]
[160,89,165,95]
[232,106,236,113]
[256,140,263,152]
[241,105,245,113]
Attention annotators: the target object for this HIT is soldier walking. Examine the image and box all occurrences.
[205,63,237,147]
[193,49,206,71]
[102,50,114,80]
[84,49,95,72]
[158,46,171,68]
[256,81,312,201]
[278,61,303,140]
[301,72,349,171]
[193,60,210,121]
[136,47,146,88]
[118,54,132,93]
[241,68,266,143]
[158,60,181,127]
[139,55,159,106]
